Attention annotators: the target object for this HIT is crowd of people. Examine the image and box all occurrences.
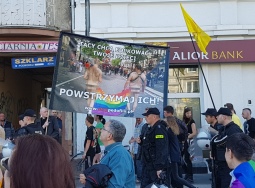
[0,102,254,188]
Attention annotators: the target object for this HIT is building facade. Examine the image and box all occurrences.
[73,0,255,152]
[0,0,73,152]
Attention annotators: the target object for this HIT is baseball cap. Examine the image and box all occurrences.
[217,107,232,116]
[201,108,218,116]
[22,109,37,118]
[142,107,160,116]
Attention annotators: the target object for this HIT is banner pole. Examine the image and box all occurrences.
[189,34,216,109]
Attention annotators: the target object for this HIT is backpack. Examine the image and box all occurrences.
[175,117,188,142]
[91,127,98,148]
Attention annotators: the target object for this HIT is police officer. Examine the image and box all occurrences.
[15,109,43,138]
[211,107,243,188]
[138,107,169,188]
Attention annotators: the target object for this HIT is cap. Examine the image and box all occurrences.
[201,108,218,116]
[142,107,160,116]
[18,114,24,121]
[22,109,37,118]
[224,103,234,110]
[217,107,232,116]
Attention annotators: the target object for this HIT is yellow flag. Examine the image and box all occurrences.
[180,4,211,54]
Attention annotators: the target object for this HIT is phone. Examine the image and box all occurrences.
[0,157,9,171]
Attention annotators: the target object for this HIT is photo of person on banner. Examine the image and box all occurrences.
[123,64,146,117]
[84,59,102,114]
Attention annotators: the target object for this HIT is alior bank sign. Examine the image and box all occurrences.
[168,40,255,64]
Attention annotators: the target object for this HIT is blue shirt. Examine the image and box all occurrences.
[100,142,135,188]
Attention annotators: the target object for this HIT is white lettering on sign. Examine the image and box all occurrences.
[173,52,209,61]
[0,41,58,52]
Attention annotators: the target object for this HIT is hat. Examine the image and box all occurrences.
[224,103,234,110]
[18,114,24,121]
[201,108,218,116]
[142,107,160,116]
[217,107,232,116]
[22,109,37,118]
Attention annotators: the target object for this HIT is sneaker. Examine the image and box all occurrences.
[124,112,130,117]
[129,112,134,117]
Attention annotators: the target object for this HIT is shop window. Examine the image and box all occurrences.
[168,67,199,93]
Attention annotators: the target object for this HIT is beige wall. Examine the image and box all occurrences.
[0,65,43,129]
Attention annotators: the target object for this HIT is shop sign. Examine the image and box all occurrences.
[11,56,56,69]
[0,41,58,52]
[168,40,255,64]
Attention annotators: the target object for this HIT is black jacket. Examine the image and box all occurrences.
[212,121,243,161]
[36,116,59,141]
[14,123,43,138]
[141,120,169,170]
[1,120,15,139]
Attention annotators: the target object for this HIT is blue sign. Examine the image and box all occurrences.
[11,56,56,69]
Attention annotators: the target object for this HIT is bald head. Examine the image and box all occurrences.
[40,107,48,118]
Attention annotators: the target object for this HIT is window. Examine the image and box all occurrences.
[168,67,199,93]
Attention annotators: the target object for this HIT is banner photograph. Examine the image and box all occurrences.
[50,32,169,117]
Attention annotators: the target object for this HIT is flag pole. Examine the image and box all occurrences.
[189,34,216,109]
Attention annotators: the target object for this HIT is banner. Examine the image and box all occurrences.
[50,32,169,117]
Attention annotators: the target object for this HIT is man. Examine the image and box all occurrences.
[0,112,14,139]
[15,109,43,138]
[52,110,62,143]
[82,115,96,169]
[36,107,59,141]
[81,119,135,187]
[83,60,102,114]
[129,117,145,183]
[201,108,223,137]
[124,64,146,117]
[225,133,255,188]
[201,108,223,187]
[140,107,169,188]
[224,103,242,130]
[211,107,243,188]
[242,108,255,139]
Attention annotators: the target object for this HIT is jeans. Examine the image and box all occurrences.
[171,162,196,188]
[134,154,143,180]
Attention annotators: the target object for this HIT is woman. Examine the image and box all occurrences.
[166,116,197,188]
[5,134,75,188]
[182,107,197,183]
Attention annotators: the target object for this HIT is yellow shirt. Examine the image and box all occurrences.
[232,114,243,130]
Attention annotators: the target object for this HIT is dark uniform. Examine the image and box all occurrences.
[140,120,169,188]
[211,121,243,188]
[14,123,43,138]
[36,116,59,141]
